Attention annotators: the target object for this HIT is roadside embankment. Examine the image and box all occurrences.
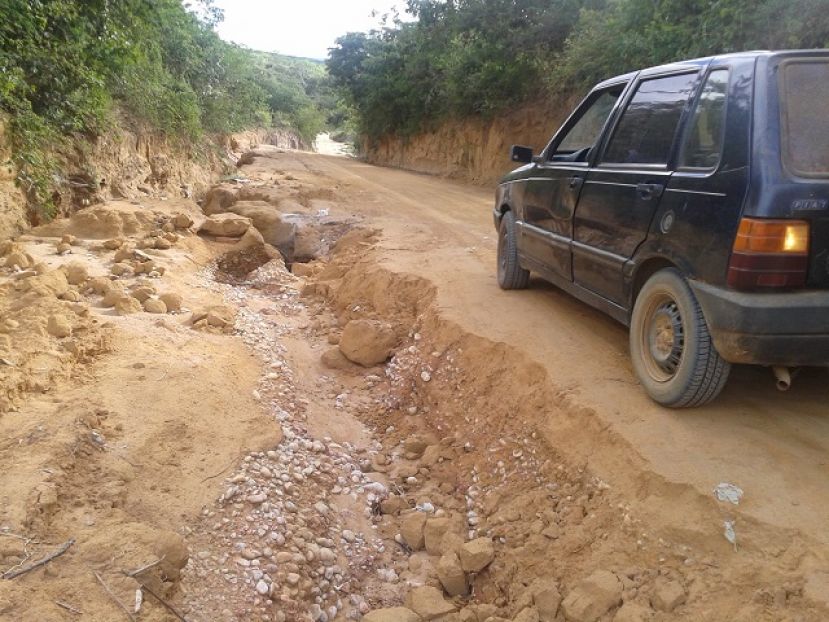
[362,96,580,185]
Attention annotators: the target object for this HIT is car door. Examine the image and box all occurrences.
[519,84,628,281]
[571,70,704,305]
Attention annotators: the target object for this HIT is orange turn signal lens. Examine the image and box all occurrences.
[733,218,809,254]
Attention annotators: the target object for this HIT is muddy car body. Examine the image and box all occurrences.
[494,50,829,406]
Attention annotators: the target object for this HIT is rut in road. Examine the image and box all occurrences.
[0,144,825,622]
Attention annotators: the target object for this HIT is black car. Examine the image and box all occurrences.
[494,50,829,407]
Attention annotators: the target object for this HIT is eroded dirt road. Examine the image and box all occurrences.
[0,146,827,622]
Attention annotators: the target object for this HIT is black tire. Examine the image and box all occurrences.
[497,211,530,290]
[630,268,730,407]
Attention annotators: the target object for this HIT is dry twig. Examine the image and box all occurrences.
[124,555,165,578]
[54,600,83,615]
[93,570,136,621]
[2,538,74,580]
[135,580,190,622]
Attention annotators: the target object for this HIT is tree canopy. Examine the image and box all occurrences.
[0,0,333,214]
[327,0,829,139]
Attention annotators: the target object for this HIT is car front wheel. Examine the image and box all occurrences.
[497,211,530,290]
[630,268,730,407]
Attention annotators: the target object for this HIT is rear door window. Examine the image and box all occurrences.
[780,60,829,177]
[679,69,728,170]
[602,72,699,166]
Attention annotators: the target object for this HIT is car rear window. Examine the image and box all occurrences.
[780,60,829,177]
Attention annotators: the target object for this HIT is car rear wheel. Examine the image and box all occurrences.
[497,211,530,290]
[630,268,730,407]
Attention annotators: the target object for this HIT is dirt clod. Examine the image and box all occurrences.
[561,570,623,622]
[339,319,397,366]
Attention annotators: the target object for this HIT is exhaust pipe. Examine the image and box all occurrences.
[772,366,792,391]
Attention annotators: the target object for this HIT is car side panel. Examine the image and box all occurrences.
[623,58,754,307]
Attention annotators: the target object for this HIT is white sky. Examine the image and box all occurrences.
[213,0,411,59]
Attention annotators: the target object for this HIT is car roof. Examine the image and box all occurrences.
[594,49,829,88]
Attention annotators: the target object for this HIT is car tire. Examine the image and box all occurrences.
[630,268,730,407]
[497,211,530,290]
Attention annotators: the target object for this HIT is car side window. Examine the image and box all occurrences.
[602,72,699,166]
[678,69,729,170]
[548,86,624,163]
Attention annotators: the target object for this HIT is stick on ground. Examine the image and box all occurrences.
[136,580,190,622]
[93,570,136,622]
[2,538,74,580]
[54,600,83,615]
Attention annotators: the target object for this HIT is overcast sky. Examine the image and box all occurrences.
[212,0,411,60]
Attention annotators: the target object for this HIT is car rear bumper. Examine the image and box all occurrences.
[690,280,829,366]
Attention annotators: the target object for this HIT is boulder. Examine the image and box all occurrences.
[406,586,457,620]
[64,261,88,286]
[143,298,167,314]
[114,295,142,316]
[424,517,453,556]
[321,347,357,370]
[561,570,622,622]
[400,511,428,551]
[339,319,397,367]
[364,607,421,622]
[159,292,183,313]
[199,213,251,237]
[437,551,468,596]
[228,201,297,251]
[202,185,238,215]
[459,538,495,573]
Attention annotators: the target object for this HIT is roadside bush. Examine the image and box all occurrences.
[328,0,829,139]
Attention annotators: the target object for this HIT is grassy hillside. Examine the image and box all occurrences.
[0,1,333,218]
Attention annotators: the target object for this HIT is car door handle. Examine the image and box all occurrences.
[568,176,584,189]
[637,183,665,200]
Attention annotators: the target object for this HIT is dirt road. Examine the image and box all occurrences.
[0,145,827,621]
[299,152,829,546]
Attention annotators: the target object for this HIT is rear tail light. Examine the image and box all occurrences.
[727,218,809,289]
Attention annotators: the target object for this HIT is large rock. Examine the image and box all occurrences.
[459,538,495,573]
[400,511,428,551]
[64,261,89,285]
[114,295,142,316]
[228,201,297,251]
[338,319,397,367]
[437,551,468,596]
[364,607,421,622]
[561,570,622,622]
[406,586,457,620]
[202,185,239,215]
[199,213,251,237]
[424,517,452,556]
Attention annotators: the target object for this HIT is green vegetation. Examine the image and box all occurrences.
[0,0,333,217]
[327,0,829,139]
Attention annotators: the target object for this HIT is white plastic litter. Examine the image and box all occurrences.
[724,520,737,550]
[713,482,744,505]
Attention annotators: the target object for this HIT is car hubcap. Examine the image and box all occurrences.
[642,295,684,381]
